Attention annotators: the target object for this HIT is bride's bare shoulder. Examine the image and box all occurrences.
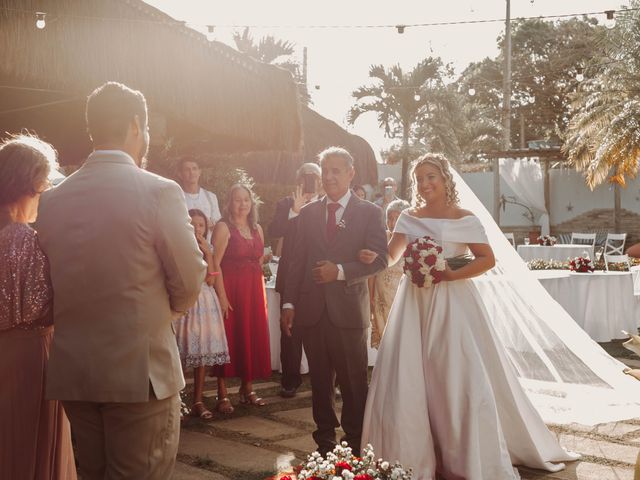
[453,208,475,219]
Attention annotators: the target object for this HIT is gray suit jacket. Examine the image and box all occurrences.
[37,150,206,402]
[283,193,388,328]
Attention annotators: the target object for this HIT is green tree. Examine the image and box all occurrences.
[348,58,449,196]
[563,6,640,187]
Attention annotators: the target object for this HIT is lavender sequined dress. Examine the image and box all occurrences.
[0,223,76,480]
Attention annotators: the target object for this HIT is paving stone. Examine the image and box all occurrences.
[271,407,315,425]
[171,461,230,480]
[520,461,635,480]
[215,416,305,439]
[179,430,280,473]
[273,434,318,454]
[561,422,640,438]
[558,434,639,465]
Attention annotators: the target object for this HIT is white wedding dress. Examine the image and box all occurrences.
[361,212,579,480]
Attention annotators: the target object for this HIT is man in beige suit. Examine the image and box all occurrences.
[37,82,206,479]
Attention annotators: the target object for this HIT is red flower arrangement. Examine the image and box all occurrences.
[402,236,446,288]
[569,256,594,273]
[537,235,557,246]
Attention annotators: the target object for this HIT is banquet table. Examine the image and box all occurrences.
[517,244,595,263]
[265,280,378,372]
[533,270,640,342]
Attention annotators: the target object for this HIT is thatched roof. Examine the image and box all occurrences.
[0,0,302,161]
[181,106,378,186]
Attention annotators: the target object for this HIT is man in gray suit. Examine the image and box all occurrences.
[281,147,388,457]
[37,82,206,479]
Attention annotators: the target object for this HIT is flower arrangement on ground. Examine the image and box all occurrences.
[278,442,412,480]
[537,235,557,246]
[569,256,594,273]
[403,236,446,288]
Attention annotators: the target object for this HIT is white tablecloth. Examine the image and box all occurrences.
[533,270,640,342]
[266,282,378,370]
[518,244,595,263]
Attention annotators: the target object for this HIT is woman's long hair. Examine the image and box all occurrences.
[222,183,259,230]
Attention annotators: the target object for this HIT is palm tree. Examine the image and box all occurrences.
[562,7,640,188]
[348,58,447,196]
[420,87,501,164]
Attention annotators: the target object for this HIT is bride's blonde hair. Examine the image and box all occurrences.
[410,153,460,207]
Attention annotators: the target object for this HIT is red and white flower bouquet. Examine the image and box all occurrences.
[569,256,594,273]
[537,235,557,246]
[402,236,446,288]
[277,442,412,480]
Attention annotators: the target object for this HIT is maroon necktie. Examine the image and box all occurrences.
[326,202,340,242]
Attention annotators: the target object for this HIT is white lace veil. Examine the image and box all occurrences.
[453,168,640,425]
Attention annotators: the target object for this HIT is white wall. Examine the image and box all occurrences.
[461,168,640,227]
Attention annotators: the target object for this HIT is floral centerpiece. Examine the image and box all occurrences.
[569,256,594,273]
[277,442,412,480]
[537,235,557,246]
[403,236,446,288]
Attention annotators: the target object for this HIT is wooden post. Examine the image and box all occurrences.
[543,158,550,225]
[614,184,621,233]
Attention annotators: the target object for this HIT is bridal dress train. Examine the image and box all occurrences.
[362,213,579,480]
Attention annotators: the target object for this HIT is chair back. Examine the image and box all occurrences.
[504,232,515,247]
[604,253,631,271]
[571,232,596,247]
[604,233,627,255]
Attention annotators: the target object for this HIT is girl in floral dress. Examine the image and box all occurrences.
[174,209,230,419]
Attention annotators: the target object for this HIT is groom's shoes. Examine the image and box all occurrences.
[279,386,297,398]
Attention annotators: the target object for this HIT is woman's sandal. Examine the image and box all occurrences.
[216,397,235,414]
[191,401,213,420]
[239,391,266,407]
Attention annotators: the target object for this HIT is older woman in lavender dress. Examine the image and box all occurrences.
[0,135,76,479]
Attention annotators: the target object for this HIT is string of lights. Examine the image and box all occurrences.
[0,5,637,34]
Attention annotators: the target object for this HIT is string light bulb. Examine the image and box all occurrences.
[576,67,584,82]
[381,91,388,99]
[35,12,46,30]
[206,25,215,41]
[414,93,421,101]
[528,95,535,104]
[396,25,406,34]
[604,10,615,29]
[468,87,476,96]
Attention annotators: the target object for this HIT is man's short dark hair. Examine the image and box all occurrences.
[177,155,200,170]
[86,82,147,145]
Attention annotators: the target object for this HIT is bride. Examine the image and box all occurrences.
[360,153,579,480]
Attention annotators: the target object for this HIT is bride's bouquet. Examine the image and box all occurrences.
[403,236,446,288]
[280,442,412,480]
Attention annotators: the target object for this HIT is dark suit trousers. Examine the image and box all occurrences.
[301,310,369,455]
[280,316,304,390]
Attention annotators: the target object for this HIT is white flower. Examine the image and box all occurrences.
[381,461,390,470]
[405,257,413,264]
[435,258,446,270]
[419,249,429,257]
[342,471,355,480]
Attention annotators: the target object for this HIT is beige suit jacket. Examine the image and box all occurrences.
[37,150,206,402]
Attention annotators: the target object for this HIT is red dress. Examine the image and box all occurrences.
[212,223,271,381]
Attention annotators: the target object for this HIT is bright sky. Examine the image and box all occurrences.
[144,0,625,160]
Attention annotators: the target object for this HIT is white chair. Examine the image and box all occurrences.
[504,232,515,247]
[604,253,631,271]
[571,232,596,247]
[604,233,627,255]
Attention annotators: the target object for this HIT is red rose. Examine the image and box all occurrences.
[280,476,293,480]
[425,254,436,266]
[335,461,352,472]
[354,475,375,480]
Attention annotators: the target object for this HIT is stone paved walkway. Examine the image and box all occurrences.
[172,355,640,480]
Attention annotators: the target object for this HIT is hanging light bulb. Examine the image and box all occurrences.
[576,67,584,82]
[35,12,46,30]
[381,91,388,99]
[468,87,476,96]
[414,93,421,102]
[206,25,215,42]
[604,10,616,29]
[528,95,536,104]
[396,25,406,34]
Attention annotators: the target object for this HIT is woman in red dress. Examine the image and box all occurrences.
[212,184,271,413]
